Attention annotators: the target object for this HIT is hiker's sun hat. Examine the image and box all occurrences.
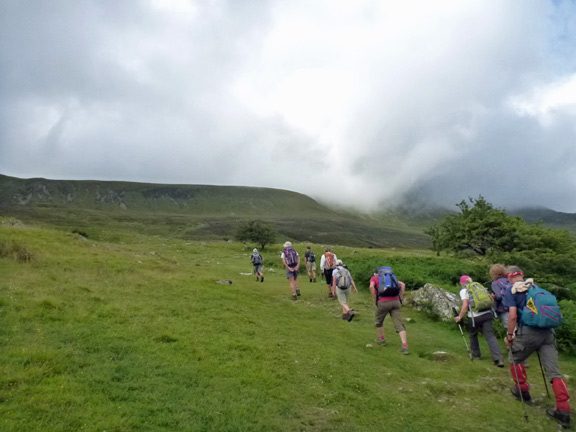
[336,259,343,266]
[253,248,258,252]
[460,275,471,285]
[283,241,292,248]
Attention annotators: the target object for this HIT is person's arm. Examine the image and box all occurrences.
[505,307,518,347]
[491,281,502,301]
[351,276,358,294]
[296,255,300,271]
[455,299,468,323]
[320,255,325,271]
[282,256,289,270]
[398,281,406,301]
[369,280,377,303]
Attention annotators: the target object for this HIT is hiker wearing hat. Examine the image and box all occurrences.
[503,266,571,428]
[304,246,317,283]
[320,248,338,297]
[281,242,301,300]
[454,275,504,367]
[250,248,264,282]
[332,260,358,321]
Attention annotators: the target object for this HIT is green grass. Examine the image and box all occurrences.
[0,222,574,431]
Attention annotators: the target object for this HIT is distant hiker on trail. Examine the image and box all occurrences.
[304,246,317,283]
[281,242,301,301]
[455,275,504,367]
[369,267,409,354]
[251,248,264,282]
[490,263,510,327]
[320,248,337,297]
[503,266,571,428]
[332,260,358,321]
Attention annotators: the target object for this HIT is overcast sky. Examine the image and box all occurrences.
[1,1,576,213]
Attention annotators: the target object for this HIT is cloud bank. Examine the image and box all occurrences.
[1,0,576,212]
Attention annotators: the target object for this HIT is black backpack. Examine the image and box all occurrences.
[307,252,316,263]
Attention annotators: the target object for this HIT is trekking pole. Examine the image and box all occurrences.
[510,351,529,422]
[452,307,472,360]
[536,352,551,398]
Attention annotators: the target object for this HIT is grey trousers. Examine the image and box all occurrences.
[511,326,562,380]
[468,312,502,361]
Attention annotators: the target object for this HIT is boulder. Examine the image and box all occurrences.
[407,283,460,321]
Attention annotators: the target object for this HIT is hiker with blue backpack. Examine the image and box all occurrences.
[369,267,409,354]
[281,242,301,301]
[251,248,264,282]
[490,263,510,327]
[503,266,571,428]
[454,275,504,367]
[332,260,358,321]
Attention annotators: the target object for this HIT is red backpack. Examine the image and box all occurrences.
[324,252,335,269]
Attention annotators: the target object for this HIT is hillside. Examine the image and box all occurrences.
[0,175,431,249]
[0,221,574,431]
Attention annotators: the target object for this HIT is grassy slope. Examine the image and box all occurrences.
[0,175,431,249]
[0,222,574,431]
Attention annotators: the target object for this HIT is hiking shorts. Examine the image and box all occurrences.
[336,287,350,305]
[306,261,317,272]
[253,264,263,273]
[510,326,562,380]
[286,269,299,279]
[375,300,405,333]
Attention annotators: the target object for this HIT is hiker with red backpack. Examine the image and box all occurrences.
[454,275,504,367]
[490,263,510,327]
[320,248,337,297]
[503,265,571,428]
[281,242,301,301]
[369,267,409,354]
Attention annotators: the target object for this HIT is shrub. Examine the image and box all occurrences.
[0,239,33,262]
[556,300,576,355]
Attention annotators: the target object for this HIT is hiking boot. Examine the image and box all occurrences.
[546,408,570,427]
[310,277,312,282]
[296,289,301,296]
[375,338,386,346]
[342,313,350,320]
[399,346,409,355]
[510,387,532,402]
[313,278,316,283]
[256,276,259,281]
[292,294,297,301]
[261,276,264,282]
[347,311,355,322]
[494,359,504,368]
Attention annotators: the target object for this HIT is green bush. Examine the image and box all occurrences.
[0,239,33,262]
[557,300,576,355]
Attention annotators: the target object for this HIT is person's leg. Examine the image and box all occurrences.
[539,331,570,413]
[468,317,481,359]
[294,271,300,296]
[324,269,332,295]
[374,302,388,344]
[479,315,503,362]
[389,302,408,353]
[509,328,538,396]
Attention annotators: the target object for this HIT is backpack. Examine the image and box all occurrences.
[336,267,352,289]
[324,252,335,269]
[251,252,262,265]
[466,282,493,312]
[376,267,400,297]
[307,251,316,263]
[521,285,563,328]
[284,247,298,267]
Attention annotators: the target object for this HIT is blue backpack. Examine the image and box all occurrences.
[284,247,298,267]
[376,267,400,297]
[521,285,562,328]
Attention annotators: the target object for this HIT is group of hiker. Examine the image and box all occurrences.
[250,243,411,355]
[455,264,570,427]
[249,245,571,427]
